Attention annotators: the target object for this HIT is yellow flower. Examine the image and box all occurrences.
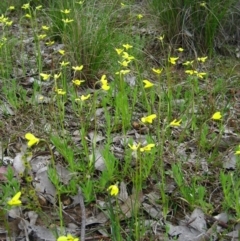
[157,35,164,41]
[122,44,133,50]
[62,18,74,24]
[38,34,47,40]
[25,133,40,147]
[115,70,130,75]
[169,57,179,65]
[6,21,13,26]
[152,68,163,75]
[137,14,143,19]
[100,75,110,90]
[60,61,70,67]
[0,15,8,23]
[170,119,182,127]
[102,84,110,91]
[143,80,154,88]
[185,70,195,75]
[128,143,141,151]
[115,48,124,55]
[76,1,84,4]
[121,52,129,59]
[100,75,108,85]
[141,114,157,124]
[61,9,71,14]
[107,184,119,196]
[25,14,31,18]
[57,234,79,241]
[54,73,61,79]
[72,79,84,86]
[46,41,55,46]
[211,111,222,120]
[56,89,66,95]
[183,61,194,66]
[177,47,184,52]
[8,6,15,10]
[118,60,131,67]
[200,2,207,7]
[140,144,155,152]
[42,25,50,31]
[196,72,206,79]
[122,52,135,61]
[8,192,22,206]
[36,5,42,10]
[72,65,83,71]
[58,49,65,55]
[197,56,208,62]
[22,3,30,9]
[40,73,51,80]
[80,94,91,101]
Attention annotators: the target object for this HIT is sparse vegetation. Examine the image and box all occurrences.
[0,0,240,240]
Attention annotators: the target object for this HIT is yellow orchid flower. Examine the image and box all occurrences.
[72,65,83,71]
[61,9,71,14]
[169,57,179,65]
[60,61,70,67]
[141,114,157,124]
[140,144,155,152]
[170,119,182,127]
[56,89,66,95]
[211,111,222,120]
[25,133,40,147]
[152,68,163,75]
[8,192,22,206]
[143,80,154,88]
[128,143,141,151]
[40,73,51,80]
[107,184,119,196]
[72,79,84,86]
[122,44,133,50]
[197,56,208,62]
[57,234,79,241]
[115,48,124,55]
[62,18,74,24]
[80,94,91,101]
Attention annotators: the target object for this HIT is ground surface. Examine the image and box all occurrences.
[1,1,240,241]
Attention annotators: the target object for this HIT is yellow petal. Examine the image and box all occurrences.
[107,185,119,196]
[211,112,222,120]
[102,84,110,90]
[80,94,91,101]
[25,133,36,140]
[8,192,22,206]
[143,80,154,88]
[57,236,68,241]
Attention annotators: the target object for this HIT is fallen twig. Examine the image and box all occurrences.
[78,187,86,241]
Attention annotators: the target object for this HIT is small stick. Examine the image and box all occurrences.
[195,221,218,241]
[78,187,86,241]
[61,209,81,226]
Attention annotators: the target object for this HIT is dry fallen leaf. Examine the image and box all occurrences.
[89,149,106,172]
[13,152,32,175]
[55,163,71,185]
[34,167,56,204]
